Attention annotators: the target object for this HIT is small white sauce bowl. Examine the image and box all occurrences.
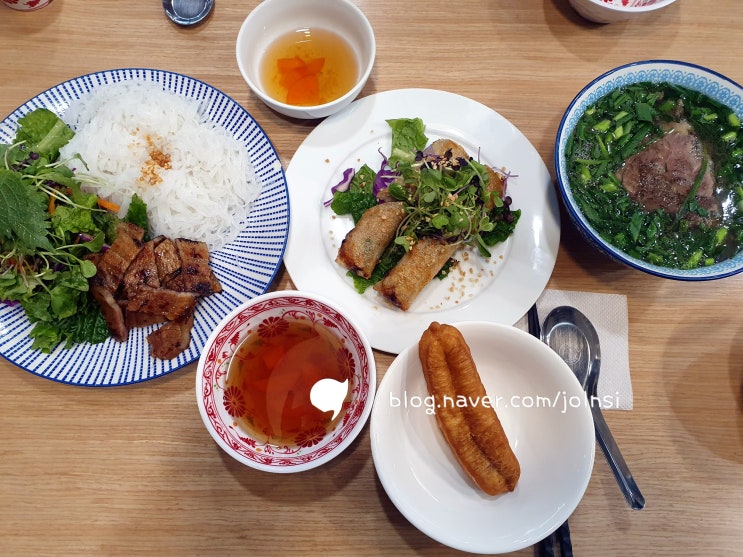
[235,0,376,119]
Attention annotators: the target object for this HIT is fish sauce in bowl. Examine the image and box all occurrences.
[259,27,358,107]
[224,318,352,447]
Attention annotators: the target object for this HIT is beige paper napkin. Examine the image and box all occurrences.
[516,289,633,410]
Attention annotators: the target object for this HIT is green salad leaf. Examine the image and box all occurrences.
[387,117,428,165]
[329,164,378,223]
[0,107,147,352]
[0,169,53,252]
[15,108,75,160]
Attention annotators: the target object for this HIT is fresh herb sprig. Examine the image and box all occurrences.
[388,143,518,257]
[0,108,147,352]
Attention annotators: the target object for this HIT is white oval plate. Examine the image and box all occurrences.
[0,69,289,386]
[370,322,595,554]
[283,89,560,354]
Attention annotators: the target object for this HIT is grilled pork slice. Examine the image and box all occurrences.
[88,224,223,360]
[92,222,145,294]
[153,237,182,284]
[147,312,195,360]
[124,310,168,330]
[126,285,197,321]
[90,285,128,342]
[122,240,160,300]
[164,238,222,295]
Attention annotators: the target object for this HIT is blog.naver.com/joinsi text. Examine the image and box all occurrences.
[388,390,621,414]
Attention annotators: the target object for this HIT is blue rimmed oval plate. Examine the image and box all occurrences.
[0,68,289,386]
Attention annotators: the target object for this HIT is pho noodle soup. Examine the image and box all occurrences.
[565,81,743,269]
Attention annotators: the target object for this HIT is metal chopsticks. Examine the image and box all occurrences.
[528,303,573,557]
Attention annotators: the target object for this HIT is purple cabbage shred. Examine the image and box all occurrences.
[323,167,355,207]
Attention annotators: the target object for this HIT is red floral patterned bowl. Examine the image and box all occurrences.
[568,0,676,23]
[195,291,376,472]
[2,0,54,10]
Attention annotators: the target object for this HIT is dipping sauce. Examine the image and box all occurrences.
[224,317,352,446]
[260,27,358,106]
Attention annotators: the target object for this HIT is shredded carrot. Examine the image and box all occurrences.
[97,197,121,213]
[48,196,56,215]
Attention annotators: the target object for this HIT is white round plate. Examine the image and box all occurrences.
[283,88,560,354]
[370,322,595,554]
[0,69,289,386]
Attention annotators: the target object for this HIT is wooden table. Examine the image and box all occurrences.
[1,1,741,555]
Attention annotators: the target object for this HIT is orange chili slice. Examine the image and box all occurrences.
[277,56,325,105]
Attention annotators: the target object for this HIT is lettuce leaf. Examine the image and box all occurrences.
[15,108,74,160]
[386,117,428,165]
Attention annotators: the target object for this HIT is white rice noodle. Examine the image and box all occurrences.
[59,81,259,251]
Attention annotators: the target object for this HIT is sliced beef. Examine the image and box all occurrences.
[616,129,719,217]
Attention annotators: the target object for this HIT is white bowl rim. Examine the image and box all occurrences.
[554,59,743,281]
[195,289,377,472]
[235,0,376,114]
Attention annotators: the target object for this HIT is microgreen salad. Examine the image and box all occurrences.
[0,108,147,352]
[327,117,520,292]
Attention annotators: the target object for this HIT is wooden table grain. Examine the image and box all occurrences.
[1,1,741,555]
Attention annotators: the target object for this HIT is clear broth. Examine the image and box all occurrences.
[259,27,358,106]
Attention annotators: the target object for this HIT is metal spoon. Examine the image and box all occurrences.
[162,0,214,26]
[541,306,645,510]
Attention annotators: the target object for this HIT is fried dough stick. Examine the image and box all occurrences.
[374,237,457,311]
[336,202,406,279]
[435,323,520,490]
[419,322,520,495]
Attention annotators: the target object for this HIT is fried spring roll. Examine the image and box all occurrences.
[429,138,469,160]
[484,167,506,210]
[374,236,457,311]
[336,202,406,279]
[419,322,520,495]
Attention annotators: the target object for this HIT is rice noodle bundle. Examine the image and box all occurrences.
[60,81,260,251]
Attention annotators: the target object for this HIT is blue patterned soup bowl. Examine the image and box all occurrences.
[555,60,743,280]
[195,291,376,473]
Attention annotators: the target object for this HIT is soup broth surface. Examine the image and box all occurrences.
[566,81,743,269]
